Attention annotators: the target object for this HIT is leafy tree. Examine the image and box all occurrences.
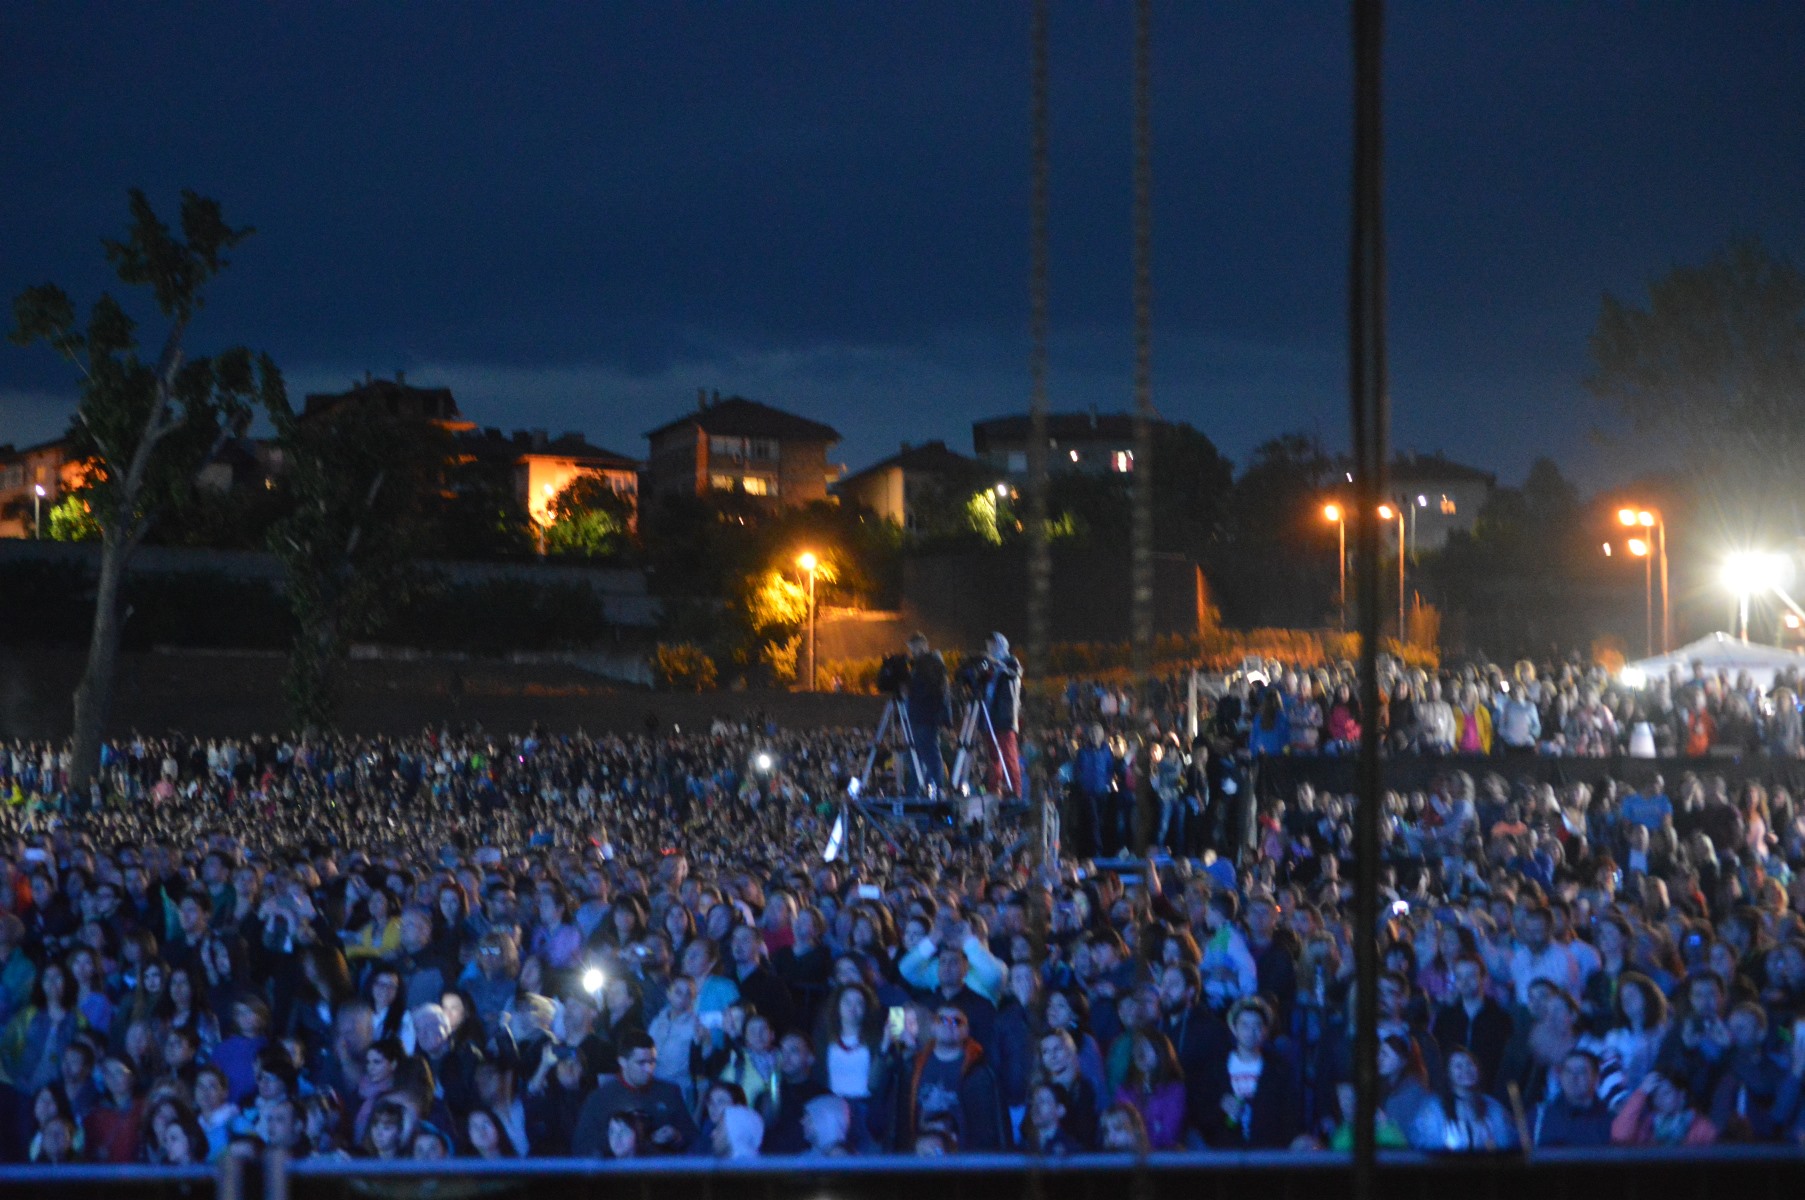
[46,493,101,542]
[9,190,277,787]
[1588,238,1805,519]
[542,472,635,558]
[1211,433,1335,628]
[266,385,447,728]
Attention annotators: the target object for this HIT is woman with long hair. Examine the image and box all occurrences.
[1602,971,1669,1093]
[1114,1030,1185,1150]
[1408,1046,1516,1151]
[109,956,167,1054]
[816,981,887,1148]
[3,958,79,1094]
[158,966,221,1057]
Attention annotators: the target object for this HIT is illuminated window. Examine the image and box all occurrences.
[714,474,774,496]
[1439,494,1457,515]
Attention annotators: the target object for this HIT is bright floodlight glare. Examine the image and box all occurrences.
[995,482,1008,497]
[1787,613,1803,630]
[1620,667,1647,690]
[1638,511,1655,527]
[1628,538,1649,557]
[1722,551,1786,594]
[755,752,773,772]
[34,485,46,497]
[582,967,604,995]
[1416,494,1427,506]
[797,551,817,572]
[1602,542,1613,557]
[1323,503,1342,522]
[1377,503,1395,520]
[1618,508,1638,527]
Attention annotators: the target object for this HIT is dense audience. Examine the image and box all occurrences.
[1065,656,1805,760]
[0,668,1802,1168]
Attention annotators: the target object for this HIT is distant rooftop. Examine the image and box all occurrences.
[301,374,465,425]
[463,427,639,469]
[645,393,840,443]
[973,410,1164,452]
[837,440,982,488]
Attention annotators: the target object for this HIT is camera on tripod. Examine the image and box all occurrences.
[954,654,997,695]
[876,653,912,695]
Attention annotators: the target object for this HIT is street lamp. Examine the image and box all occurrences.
[1626,537,1653,656]
[1323,503,1346,629]
[1377,503,1405,641]
[1721,551,1786,643]
[1618,507,1669,652]
[797,551,819,691]
[32,484,46,540]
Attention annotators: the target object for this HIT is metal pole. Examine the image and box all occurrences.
[1338,516,1347,630]
[1658,519,1671,652]
[1396,512,1406,642]
[806,567,817,691]
[1129,0,1155,690]
[1643,548,1653,658]
[1348,0,1387,1195]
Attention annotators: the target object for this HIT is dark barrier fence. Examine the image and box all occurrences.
[1249,752,1805,800]
[1,1146,1801,1198]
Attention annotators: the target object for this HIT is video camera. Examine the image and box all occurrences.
[876,653,912,696]
[954,654,997,695]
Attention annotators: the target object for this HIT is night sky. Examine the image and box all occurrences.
[4,4,1802,487]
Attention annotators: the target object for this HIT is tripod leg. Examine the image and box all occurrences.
[861,701,894,794]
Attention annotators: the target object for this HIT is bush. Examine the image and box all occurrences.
[654,643,717,691]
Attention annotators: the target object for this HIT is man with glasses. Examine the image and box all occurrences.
[885,1006,1007,1152]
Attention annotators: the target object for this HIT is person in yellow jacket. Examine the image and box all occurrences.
[1453,686,1493,755]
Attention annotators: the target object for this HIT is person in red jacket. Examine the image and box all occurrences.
[1611,1066,1716,1146]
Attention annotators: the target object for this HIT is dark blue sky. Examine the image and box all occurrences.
[4,3,1802,487]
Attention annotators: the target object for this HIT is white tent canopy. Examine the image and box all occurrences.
[1625,632,1805,689]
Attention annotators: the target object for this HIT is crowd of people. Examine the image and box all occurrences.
[0,655,1801,1168]
[1119,655,1805,761]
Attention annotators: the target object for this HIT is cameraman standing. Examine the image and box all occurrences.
[982,633,1024,802]
[904,633,951,797]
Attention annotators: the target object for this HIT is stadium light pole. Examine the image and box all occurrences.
[1627,537,1653,657]
[797,552,818,690]
[1619,507,1669,652]
[1378,503,1404,640]
[1324,503,1346,629]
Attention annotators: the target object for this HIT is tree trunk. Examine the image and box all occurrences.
[70,529,129,793]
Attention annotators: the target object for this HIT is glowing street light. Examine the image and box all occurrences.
[1722,551,1787,643]
[32,484,46,540]
[797,552,819,691]
[1722,551,1786,642]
